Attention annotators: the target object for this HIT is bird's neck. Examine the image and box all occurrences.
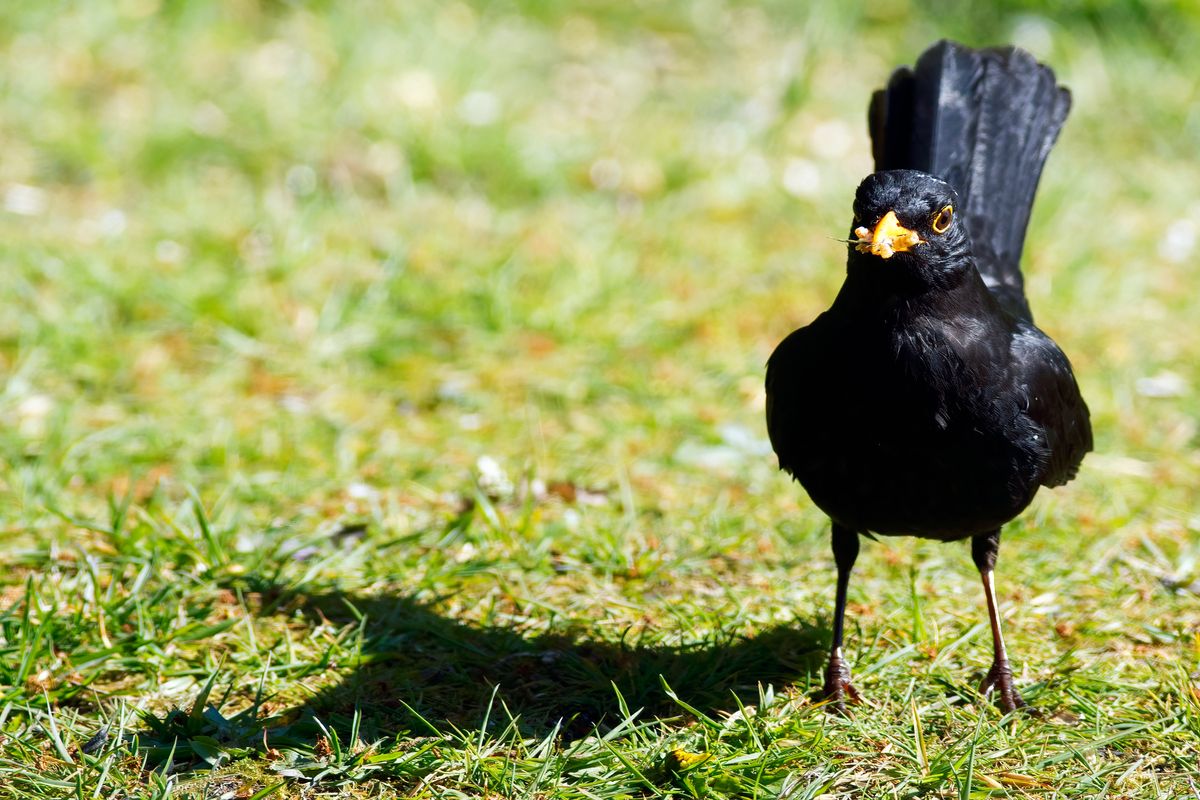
[837,255,997,321]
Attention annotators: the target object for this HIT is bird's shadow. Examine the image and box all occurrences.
[248,582,830,742]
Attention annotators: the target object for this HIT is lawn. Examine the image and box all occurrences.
[1,1,1199,797]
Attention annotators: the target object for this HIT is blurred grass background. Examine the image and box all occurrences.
[1,1,1199,797]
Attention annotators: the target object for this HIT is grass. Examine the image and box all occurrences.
[2,0,1200,797]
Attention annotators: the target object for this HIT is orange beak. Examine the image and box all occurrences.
[854,211,923,259]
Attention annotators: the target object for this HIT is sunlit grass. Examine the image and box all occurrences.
[1,1,1199,797]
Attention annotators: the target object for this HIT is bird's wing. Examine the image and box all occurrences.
[765,322,824,476]
[1009,323,1092,487]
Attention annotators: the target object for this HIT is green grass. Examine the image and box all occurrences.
[2,1,1200,797]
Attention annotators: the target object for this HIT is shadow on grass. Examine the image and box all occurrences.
[259,585,830,742]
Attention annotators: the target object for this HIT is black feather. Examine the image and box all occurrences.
[869,40,1070,321]
[81,725,110,756]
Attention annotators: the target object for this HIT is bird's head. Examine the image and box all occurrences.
[848,170,971,289]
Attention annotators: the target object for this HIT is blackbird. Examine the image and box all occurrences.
[765,41,1092,714]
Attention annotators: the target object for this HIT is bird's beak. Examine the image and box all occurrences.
[854,210,923,259]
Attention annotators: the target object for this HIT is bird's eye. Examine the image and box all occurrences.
[931,205,953,234]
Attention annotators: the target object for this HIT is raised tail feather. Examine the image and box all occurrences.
[868,40,1071,321]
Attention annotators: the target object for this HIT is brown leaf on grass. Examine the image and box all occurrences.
[847,602,876,619]
[993,772,1051,788]
[522,332,557,356]
[0,581,29,610]
[25,669,54,694]
[314,735,332,759]
[1049,709,1082,725]
[35,750,61,771]
[547,480,578,503]
[106,465,175,505]
[546,480,610,506]
[262,729,282,762]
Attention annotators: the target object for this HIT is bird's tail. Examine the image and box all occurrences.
[868,41,1070,320]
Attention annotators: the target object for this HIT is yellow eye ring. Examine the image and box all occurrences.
[931,205,953,234]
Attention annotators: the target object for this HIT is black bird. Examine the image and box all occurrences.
[765,41,1092,713]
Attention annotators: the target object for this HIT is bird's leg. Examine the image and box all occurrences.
[824,523,862,713]
[971,530,1029,713]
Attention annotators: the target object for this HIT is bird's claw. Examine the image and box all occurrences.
[980,660,1036,715]
[822,654,863,715]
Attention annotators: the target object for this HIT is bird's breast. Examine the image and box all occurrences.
[778,329,1044,538]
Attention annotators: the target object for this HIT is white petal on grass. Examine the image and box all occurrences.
[1136,371,1187,398]
[676,423,774,472]
[457,90,501,126]
[476,454,513,497]
[18,394,54,437]
[346,482,375,500]
[809,119,853,159]
[1159,220,1196,264]
[1011,14,1055,55]
[366,142,404,177]
[718,422,773,456]
[155,239,185,264]
[4,183,47,216]
[455,195,494,229]
[100,209,127,238]
[781,158,821,198]
[190,101,228,136]
[589,158,622,191]
[394,70,440,111]
[286,164,318,197]
[437,375,474,402]
[674,441,745,471]
[281,394,309,414]
[710,121,748,156]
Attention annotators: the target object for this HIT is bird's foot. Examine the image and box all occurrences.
[822,654,863,715]
[979,660,1035,715]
